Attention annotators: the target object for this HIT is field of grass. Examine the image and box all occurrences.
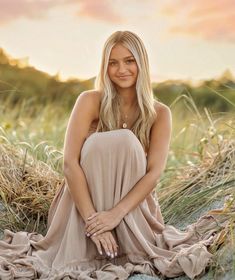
[0,92,235,279]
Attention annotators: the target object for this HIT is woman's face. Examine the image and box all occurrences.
[107,43,138,91]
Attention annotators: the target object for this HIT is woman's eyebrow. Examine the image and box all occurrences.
[109,56,134,61]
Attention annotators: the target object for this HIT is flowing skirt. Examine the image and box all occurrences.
[0,129,225,279]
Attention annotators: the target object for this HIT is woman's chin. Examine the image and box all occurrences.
[113,81,136,89]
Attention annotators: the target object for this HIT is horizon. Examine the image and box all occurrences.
[1,47,234,88]
[1,45,234,87]
[0,0,234,85]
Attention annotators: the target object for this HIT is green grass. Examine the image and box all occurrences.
[0,93,235,279]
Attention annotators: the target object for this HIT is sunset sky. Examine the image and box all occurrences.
[0,0,234,84]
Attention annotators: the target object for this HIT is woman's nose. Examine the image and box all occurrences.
[117,62,127,73]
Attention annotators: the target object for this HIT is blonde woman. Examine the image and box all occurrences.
[0,31,218,279]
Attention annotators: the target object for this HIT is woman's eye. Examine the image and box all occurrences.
[126,59,135,64]
[109,59,135,66]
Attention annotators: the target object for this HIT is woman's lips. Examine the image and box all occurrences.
[118,75,131,79]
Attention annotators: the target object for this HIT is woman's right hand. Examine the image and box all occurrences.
[90,231,118,258]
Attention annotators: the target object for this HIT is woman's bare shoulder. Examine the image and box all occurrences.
[153,99,172,125]
[81,89,103,101]
[153,99,170,112]
[79,89,103,118]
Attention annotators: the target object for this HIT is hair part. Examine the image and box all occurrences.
[94,30,157,153]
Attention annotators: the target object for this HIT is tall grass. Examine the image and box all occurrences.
[0,92,235,278]
[0,99,67,172]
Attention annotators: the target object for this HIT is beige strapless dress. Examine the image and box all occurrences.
[0,129,225,279]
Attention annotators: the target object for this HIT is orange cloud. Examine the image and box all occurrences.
[161,0,235,42]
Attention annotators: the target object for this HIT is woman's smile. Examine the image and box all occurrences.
[117,75,132,80]
[107,43,138,90]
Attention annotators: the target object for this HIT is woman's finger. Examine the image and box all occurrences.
[109,234,118,257]
[85,218,99,229]
[89,224,105,235]
[87,213,99,220]
[105,235,114,258]
[99,237,110,257]
[86,223,102,235]
[86,222,100,234]
[92,237,103,255]
[91,226,109,236]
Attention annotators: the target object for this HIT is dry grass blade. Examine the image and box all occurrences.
[0,142,63,235]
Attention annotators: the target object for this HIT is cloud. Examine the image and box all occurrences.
[0,0,74,25]
[161,0,235,42]
[0,0,124,25]
[76,0,124,23]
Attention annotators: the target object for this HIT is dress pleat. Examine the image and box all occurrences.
[0,129,227,279]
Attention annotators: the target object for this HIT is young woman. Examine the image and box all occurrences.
[0,31,220,280]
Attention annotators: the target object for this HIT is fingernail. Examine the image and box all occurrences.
[107,252,110,256]
[99,251,102,255]
[110,253,113,258]
[87,233,90,237]
[115,252,117,257]
[93,233,96,236]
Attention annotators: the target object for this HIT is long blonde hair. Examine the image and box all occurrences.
[94,30,157,153]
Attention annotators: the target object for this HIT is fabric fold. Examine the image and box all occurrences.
[0,129,226,279]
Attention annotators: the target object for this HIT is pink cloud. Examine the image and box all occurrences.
[77,0,124,23]
[0,0,124,25]
[161,0,235,42]
[0,0,75,25]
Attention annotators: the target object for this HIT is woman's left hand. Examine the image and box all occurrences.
[85,209,123,237]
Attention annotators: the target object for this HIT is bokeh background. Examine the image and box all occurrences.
[0,1,235,279]
[1,0,235,82]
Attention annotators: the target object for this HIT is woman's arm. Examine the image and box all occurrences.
[63,91,99,221]
[112,103,172,217]
[85,103,172,236]
[64,91,119,257]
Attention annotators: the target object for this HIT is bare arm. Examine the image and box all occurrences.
[64,91,119,257]
[63,91,99,222]
[84,103,172,237]
[112,103,172,218]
